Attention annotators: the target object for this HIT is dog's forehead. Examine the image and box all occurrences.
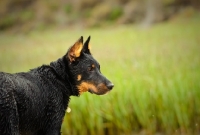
[82,53,99,66]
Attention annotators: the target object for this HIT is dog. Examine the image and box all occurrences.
[0,36,114,135]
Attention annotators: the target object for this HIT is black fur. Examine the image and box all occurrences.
[0,36,114,135]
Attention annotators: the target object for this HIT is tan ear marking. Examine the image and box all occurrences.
[88,44,91,50]
[68,37,83,62]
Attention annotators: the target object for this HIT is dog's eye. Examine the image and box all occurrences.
[88,67,94,71]
[88,65,95,71]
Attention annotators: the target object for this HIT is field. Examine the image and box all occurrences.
[0,13,200,135]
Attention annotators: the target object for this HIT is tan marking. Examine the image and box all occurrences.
[97,83,108,91]
[77,82,98,94]
[77,75,82,81]
[68,38,83,62]
[96,83,110,94]
[92,64,95,68]
[88,44,91,50]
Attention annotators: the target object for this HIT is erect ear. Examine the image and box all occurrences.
[82,36,91,55]
[67,36,83,62]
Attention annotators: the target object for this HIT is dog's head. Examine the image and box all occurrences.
[66,36,114,95]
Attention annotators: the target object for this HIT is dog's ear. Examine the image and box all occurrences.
[82,36,91,55]
[67,36,83,62]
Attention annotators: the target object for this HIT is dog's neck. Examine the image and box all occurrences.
[49,57,79,96]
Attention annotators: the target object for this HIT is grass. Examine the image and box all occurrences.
[0,13,200,135]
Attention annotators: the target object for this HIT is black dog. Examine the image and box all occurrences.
[0,36,114,135]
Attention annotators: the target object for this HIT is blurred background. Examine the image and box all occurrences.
[0,0,200,135]
[0,0,200,31]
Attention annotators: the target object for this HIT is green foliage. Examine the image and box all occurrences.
[0,14,16,30]
[0,14,200,135]
[163,0,175,5]
[64,3,73,14]
[109,7,123,21]
[83,9,92,18]
[20,10,34,22]
[0,10,34,30]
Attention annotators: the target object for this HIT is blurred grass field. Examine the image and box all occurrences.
[0,13,200,135]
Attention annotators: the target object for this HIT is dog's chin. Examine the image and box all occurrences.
[88,89,94,94]
[88,89,109,95]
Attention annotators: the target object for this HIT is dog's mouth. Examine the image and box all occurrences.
[88,87,110,95]
[88,83,114,95]
[78,82,113,95]
[88,89,94,94]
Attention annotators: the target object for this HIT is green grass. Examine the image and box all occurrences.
[0,14,200,135]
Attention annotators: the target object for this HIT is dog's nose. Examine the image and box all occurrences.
[107,83,114,90]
